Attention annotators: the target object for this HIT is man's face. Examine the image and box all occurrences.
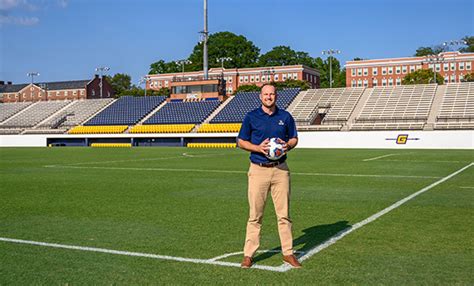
[260,85,277,108]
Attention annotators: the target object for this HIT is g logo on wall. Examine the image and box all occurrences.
[386,134,420,145]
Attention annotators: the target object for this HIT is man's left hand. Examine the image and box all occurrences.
[276,138,290,152]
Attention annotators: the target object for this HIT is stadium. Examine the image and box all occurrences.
[0,0,473,284]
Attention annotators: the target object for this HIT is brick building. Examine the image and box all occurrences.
[147,65,320,95]
[345,51,474,88]
[0,75,114,103]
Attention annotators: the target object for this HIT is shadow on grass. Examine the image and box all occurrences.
[253,220,351,263]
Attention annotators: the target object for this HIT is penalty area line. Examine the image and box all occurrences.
[0,237,286,272]
[291,162,473,272]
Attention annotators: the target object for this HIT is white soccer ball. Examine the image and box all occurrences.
[266,138,285,161]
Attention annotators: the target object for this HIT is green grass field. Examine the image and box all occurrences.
[0,147,473,285]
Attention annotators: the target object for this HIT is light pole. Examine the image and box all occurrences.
[425,54,444,84]
[95,66,110,98]
[322,49,341,88]
[443,40,467,83]
[139,76,148,96]
[175,60,192,79]
[27,72,40,85]
[217,57,232,70]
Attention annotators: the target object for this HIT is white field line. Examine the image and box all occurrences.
[380,159,470,164]
[42,165,441,179]
[60,152,231,166]
[460,186,474,189]
[363,153,398,161]
[0,237,285,272]
[289,162,474,272]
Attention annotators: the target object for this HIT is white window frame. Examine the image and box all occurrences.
[402,66,407,74]
[351,69,356,76]
[466,62,471,70]
[388,67,393,75]
[363,68,368,76]
[395,66,401,74]
[372,67,378,75]
[382,67,387,75]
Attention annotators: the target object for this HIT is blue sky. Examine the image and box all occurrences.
[1,0,472,85]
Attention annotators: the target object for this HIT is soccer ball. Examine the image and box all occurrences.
[266,138,285,161]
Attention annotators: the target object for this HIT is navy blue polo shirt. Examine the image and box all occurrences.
[238,106,298,164]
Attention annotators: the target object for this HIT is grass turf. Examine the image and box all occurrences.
[0,147,473,284]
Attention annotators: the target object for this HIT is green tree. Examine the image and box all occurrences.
[402,69,444,85]
[188,32,260,71]
[314,57,345,88]
[461,72,474,82]
[233,84,261,94]
[149,60,181,74]
[414,46,444,56]
[460,36,474,53]
[106,73,132,95]
[273,79,310,90]
[258,46,312,67]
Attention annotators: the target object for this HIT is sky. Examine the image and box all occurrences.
[0,0,473,85]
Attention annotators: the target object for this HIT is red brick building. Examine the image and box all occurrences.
[147,65,320,95]
[345,51,474,88]
[0,75,114,103]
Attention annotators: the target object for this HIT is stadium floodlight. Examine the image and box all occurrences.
[139,76,148,96]
[217,57,232,70]
[322,49,341,88]
[175,60,192,78]
[95,66,110,98]
[424,55,444,84]
[27,72,40,85]
[442,40,468,51]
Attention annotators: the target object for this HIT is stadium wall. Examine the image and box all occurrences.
[0,130,472,149]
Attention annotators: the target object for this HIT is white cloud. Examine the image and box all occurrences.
[0,14,39,25]
[0,0,22,10]
[57,0,67,8]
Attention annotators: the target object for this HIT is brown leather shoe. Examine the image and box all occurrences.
[241,256,253,268]
[283,255,302,268]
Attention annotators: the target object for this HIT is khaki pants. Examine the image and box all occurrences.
[243,162,293,257]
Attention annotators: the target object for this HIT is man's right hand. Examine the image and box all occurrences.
[257,138,270,155]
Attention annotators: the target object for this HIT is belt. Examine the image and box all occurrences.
[254,160,285,168]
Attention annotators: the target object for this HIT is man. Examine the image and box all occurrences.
[237,83,301,269]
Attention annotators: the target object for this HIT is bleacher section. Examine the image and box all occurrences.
[40,98,114,129]
[1,84,472,136]
[0,100,71,129]
[210,88,300,123]
[0,102,32,123]
[435,82,474,130]
[130,124,195,133]
[287,87,365,130]
[144,100,220,124]
[85,96,165,126]
[351,84,436,130]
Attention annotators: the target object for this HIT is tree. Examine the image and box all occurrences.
[272,79,310,90]
[314,56,345,88]
[402,69,444,85]
[414,45,444,56]
[233,84,261,94]
[106,73,132,95]
[460,36,474,53]
[149,60,181,74]
[188,32,260,71]
[258,46,312,67]
[461,72,474,82]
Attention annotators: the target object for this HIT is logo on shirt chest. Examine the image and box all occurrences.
[278,120,285,126]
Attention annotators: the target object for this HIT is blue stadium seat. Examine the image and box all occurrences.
[210,88,300,123]
[144,100,220,124]
[84,96,166,126]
